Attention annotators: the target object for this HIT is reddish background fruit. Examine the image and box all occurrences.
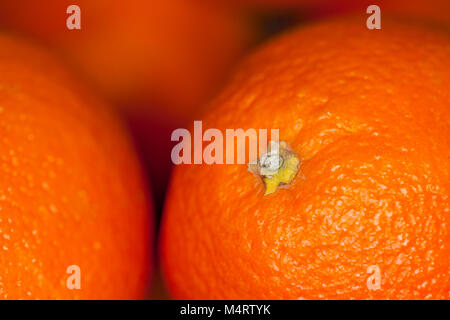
[161,18,450,299]
[310,0,450,25]
[232,0,450,25]
[0,34,153,299]
[0,0,256,118]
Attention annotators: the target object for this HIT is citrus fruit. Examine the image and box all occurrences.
[0,0,255,119]
[0,34,153,299]
[161,18,450,299]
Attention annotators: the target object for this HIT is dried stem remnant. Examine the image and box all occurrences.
[248,140,300,195]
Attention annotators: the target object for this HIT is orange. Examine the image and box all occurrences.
[161,18,450,299]
[0,34,153,299]
[0,0,255,120]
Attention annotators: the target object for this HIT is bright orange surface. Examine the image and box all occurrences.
[161,18,450,299]
[0,34,153,299]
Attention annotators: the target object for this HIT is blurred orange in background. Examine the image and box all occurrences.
[233,0,450,25]
[0,33,153,299]
[310,0,450,25]
[0,0,258,210]
[0,0,256,119]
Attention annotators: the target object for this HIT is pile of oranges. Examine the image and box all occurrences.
[0,0,448,299]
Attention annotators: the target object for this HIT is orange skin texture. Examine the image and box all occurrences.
[161,19,450,299]
[0,0,254,119]
[0,34,153,299]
